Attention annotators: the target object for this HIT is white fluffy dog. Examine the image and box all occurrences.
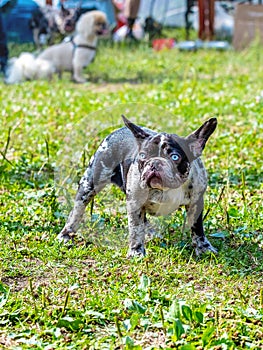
[5,53,55,84]
[5,11,108,84]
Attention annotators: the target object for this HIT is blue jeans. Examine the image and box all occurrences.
[0,14,8,74]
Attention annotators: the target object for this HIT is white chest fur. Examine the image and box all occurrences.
[145,183,190,216]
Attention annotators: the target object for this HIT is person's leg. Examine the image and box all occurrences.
[126,17,136,39]
[0,14,8,75]
[124,0,140,40]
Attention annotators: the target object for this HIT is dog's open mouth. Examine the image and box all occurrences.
[96,24,109,35]
[65,24,75,32]
[146,172,164,189]
[96,28,108,36]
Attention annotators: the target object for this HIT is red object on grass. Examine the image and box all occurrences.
[152,38,175,51]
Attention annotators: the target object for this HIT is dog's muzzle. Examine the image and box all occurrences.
[141,159,168,190]
[96,23,108,36]
[140,157,187,190]
[64,20,75,32]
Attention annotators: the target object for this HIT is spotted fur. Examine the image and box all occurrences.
[58,116,218,257]
[29,4,81,48]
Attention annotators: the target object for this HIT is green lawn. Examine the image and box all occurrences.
[0,37,262,349]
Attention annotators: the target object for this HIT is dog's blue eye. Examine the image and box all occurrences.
[139,152,146,160]
[171,154,180,161]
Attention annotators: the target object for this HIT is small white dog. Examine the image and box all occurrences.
[5,11,108,84]
[5,53,55,84]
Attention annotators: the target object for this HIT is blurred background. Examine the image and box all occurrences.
[1,0,262,45]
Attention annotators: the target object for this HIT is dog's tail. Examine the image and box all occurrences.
[5,52,55,84]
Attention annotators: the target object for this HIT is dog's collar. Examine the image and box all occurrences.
[70,37,97,51]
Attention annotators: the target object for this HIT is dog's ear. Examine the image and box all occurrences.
[61,3,70,17]
[185,118,217,159]
[74,5,82,20]
[122,115,151,141]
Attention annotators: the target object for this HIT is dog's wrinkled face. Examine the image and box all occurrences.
[62,9,79,33]
[55,6,81,34]
[122,115,217,191]
[137,134,190,190]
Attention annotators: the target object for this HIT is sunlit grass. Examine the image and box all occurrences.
[0,34,263,349]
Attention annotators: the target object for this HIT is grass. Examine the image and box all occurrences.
[0,32,263,349]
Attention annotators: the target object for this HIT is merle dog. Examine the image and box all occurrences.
[58,116,218,257]
[29,4,81,47]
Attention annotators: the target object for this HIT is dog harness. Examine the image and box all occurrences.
[70,37,97,54]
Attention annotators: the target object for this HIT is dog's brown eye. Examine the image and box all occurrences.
[171,153,181,162]
[139,152,146,160]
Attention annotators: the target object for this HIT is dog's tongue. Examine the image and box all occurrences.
[148,175,164,189]
[97,29,109,36]
[64,23,75,32]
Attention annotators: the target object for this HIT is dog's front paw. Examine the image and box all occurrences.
[193,236,218,256]
[73,76,87,84]
[57,228,75,244]
[127,244,146,258]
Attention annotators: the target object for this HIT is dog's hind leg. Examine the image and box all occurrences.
[58,136,127,243]
[57,176,95,243]
[58,159,113,243]
[33,28,40,48]
[57,69,63,80]
[58,126,136,244]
